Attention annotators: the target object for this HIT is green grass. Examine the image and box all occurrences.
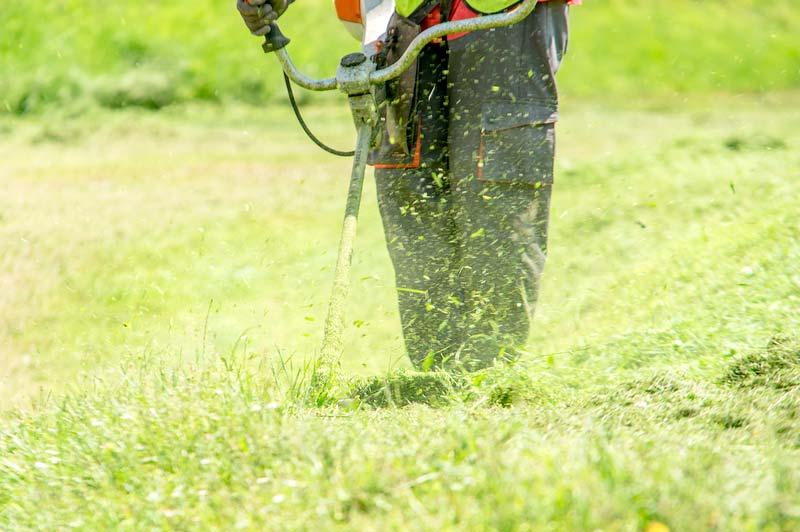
[1,341,798,530]
[2,0,799,114]
[1,90,798,529]
[2,3,799,528]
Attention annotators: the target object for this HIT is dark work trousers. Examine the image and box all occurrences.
[373,1,569,370]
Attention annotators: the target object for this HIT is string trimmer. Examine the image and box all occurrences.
[257,0,538,399]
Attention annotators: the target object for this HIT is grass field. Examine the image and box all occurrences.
[2,0,799,113]
[2,0,800,530]
[2,91,798,529]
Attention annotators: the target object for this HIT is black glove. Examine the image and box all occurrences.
[237,0,289,36]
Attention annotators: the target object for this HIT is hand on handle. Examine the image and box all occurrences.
[237,0,289,36]
[237,0,291,52]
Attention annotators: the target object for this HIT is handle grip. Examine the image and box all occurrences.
[262,22,290,53]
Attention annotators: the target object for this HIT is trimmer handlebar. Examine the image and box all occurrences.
[262,22,291,53]
[258,0,538,387]
[266,0,537,92]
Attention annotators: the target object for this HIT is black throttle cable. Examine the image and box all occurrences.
[283,73,355,157]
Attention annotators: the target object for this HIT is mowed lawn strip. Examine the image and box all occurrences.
[0,94,798,529]
[1,95,797,404]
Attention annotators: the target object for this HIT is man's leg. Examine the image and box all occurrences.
[372,38,463,370]
[375,167,463,369]
[446,1,569,369]
[453,180,552,367]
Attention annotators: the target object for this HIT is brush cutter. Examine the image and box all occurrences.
[258,0,537,392]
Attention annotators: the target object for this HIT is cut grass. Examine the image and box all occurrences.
[2,93,798,406]
[1,92,799,529]
[347,364,543,408]
[1,337,798,530]
[350,370,455,407]
[722,336,800,390]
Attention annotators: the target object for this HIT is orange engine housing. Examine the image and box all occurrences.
[334,0,367,40]
[335,0,363,24]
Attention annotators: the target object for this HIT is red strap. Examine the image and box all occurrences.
[424,0,581,41]
[446,0,478,40]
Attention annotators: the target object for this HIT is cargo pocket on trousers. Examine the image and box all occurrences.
[477,103,557,185]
